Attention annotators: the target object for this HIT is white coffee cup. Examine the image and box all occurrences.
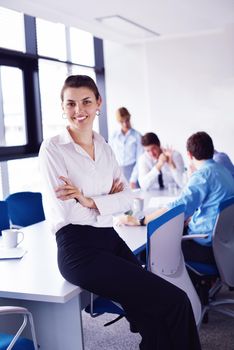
[132,197,144,215]
[1,229,24,249]
[168,183,178,195]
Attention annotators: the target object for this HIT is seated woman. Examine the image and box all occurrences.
[39,75,201,350]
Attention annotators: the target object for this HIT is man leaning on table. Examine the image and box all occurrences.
[138,132,184,191]
[120,131,234,265]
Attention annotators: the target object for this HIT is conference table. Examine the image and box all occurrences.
[0,189,177,350]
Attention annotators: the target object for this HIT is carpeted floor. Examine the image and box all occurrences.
[82,286,234,350]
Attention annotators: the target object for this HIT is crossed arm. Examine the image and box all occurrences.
[55,175,176,226]
[55,176,124,210]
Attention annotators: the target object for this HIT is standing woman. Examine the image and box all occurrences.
[39,75,201,350]
[109,107,143,189]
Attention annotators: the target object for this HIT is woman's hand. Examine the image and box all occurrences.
[55,176,81,200]
[109,178,124,194]
[55,176,97,209]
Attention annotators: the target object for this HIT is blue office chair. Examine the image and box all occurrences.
[146,204,202,326]
[0,200,10,235]
[5,192,45,228]
[186,196,234,323]
[0,306,38,349]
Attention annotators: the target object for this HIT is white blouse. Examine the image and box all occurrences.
[39,128,133,234]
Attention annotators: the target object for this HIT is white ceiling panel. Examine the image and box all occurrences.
[1,0,234,43]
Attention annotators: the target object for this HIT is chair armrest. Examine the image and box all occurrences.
[0,306,29,315]
[182,234,209,240]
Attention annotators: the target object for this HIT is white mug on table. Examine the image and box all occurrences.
[168,183,178,195]
[1,229,24,249]
[132,197,144,215]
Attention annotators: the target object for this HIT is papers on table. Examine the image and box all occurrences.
[148,196,176,209]
[0,247,27,260]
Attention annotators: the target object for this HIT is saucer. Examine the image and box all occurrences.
[0,247,27,260]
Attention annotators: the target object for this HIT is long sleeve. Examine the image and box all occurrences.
[39,139,97,233]
[92,148,133,216]
[169,151,185,188]
[167,172,208,220]
[39,129,133,233]
[138,154,160,190]
[166,160,234,245]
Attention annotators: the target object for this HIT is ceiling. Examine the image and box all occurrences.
[1,0,234,44]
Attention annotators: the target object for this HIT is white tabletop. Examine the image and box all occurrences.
[0,221,81,304]
[0,220,147,304]
[114,189,179,254]
[131,188,179,212]
[0,189,176,305]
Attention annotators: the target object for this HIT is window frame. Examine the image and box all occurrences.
[0,48,42,161]
[0,13,107,162]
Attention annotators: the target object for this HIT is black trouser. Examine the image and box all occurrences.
[182,239,215,264]
[56,224,201,350]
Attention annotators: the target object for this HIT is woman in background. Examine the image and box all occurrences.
[39,75,201,350]
[109,107,143,189]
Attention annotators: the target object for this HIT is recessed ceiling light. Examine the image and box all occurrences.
[96,15,160,39]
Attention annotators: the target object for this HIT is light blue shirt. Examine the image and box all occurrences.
[109,128,143,182]
[167,159,234,246]
[213,150,234,177]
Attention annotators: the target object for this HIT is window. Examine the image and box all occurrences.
[36,18,67,60]
[0,66,26,146]
[39,59,68,139]
[8,157,42,194]
[39,61,98,140]
[70,27,95,66]
[0,7,106,199]
[0,7,25,52]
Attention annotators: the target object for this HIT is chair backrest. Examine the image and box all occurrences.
[0,200,10,235]
[212,196,234,287]
[5,192,45,227]
[147,204,201,325]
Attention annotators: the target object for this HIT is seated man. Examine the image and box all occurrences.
[138,132,184,190]
[121,131,234,265]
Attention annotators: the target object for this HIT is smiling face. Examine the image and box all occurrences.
[62,87,102,132]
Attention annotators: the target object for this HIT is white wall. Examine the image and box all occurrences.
[104,27,234,166]
[103,40,151,138]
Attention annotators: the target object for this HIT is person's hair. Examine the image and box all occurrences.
[142,132,161,147]
[60,75,100,101]
[116,107,131,122]
[186,131,214,160]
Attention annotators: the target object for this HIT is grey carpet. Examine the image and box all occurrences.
[82,286,234,350]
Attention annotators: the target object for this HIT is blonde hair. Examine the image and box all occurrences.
[116,107,131,122]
